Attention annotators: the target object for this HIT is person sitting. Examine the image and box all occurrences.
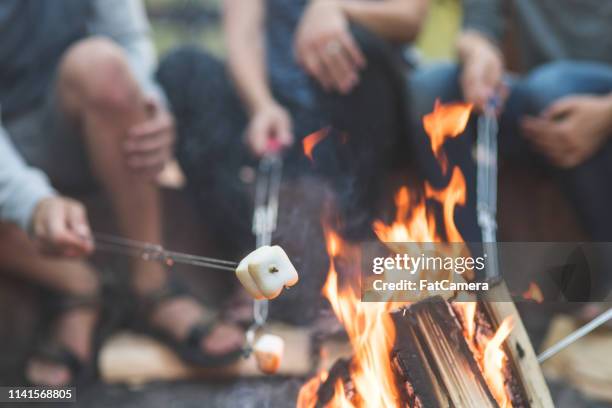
[409,0,612,244]
[0,0,242,386]
[157,0,428,254]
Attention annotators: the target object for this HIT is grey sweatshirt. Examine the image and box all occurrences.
[463,0,612,70]
[0,0,164,231]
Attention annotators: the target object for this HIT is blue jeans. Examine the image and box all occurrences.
[408,60,612,241]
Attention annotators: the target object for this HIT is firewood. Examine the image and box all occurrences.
[99,323,311,385]
[483,281,554,408]
[392,296,498,408]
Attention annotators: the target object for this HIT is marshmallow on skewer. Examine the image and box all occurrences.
[253,334,284,375]
[235,245,299,300]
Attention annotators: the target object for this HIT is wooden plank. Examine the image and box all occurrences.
[482,281,554,408]
[99,323,312,385]
[541,315,612,402]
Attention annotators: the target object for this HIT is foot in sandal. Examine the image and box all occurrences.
[25,294,100,386]
[134,277,245,367]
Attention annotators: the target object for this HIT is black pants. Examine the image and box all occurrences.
[157,26,411,255]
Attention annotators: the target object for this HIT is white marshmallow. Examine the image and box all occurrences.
[235,245,299,300]
[253,334,284,374]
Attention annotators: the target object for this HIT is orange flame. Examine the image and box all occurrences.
[422,100,473,174]
[522,282,544,303]
[320,228,403,407]
[297,371,328,408]
[424,166,467,242]
[484,317,514,407]
[457,301,477,342]
[303,128,330,162]
[299,101,515,407]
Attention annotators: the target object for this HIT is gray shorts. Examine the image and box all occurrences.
[3,89,96,192]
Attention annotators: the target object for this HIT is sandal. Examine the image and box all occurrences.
[26,293,102,386]
[132,278,244,367]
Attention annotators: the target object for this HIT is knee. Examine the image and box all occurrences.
[409,64,461,121]
[520,61,588,114]
[59,37,139,112]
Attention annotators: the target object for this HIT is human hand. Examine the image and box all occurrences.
[294,0,366,94]
[125,96,176,178]
[458,32,506,112]
[521,95,612,168]
[246,102,293,157]
[32,196,94,257]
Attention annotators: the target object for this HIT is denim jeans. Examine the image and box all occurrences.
[408,60,612,242]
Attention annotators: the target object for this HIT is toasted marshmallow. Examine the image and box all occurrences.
[253,334,284,375]
[235,245,299,300]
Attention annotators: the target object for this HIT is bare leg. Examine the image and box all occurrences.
[56,38,243,356]
[57,38,166,291]
[0,223,98,385]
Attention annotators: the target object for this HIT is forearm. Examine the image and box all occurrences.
[337,0,429,43]
[223,0,274,115]
[603,93,612,134]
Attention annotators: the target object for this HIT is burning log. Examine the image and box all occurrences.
[298,101,554,407]
[392,297,498,407]
[310,294,548,408]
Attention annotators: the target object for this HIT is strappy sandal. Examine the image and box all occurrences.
[132,278,244,367]
[26,293,102,386]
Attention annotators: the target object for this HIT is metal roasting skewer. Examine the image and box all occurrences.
[245,152,283,355]
[537,307,612,363]
[476,101,500,280]
[475,98,612,365]
[91,232,238,272]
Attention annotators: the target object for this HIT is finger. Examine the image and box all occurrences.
[129,106,173,138]
[66,204,94,254]
[247,124,269,157]
[521,117,553,137]
[461,74,488,111]
[124,131,174,155]
[47,207,83,257]
[143,163,167,179]
[318,46,350,93]
[127,149,170,172]
[325,44,359,93]
[541,97,576,121]
[129,117,172,140]
[272,117,294,149]
[338,31,366,68]
[302,48,332,90]
[521,118,570,158]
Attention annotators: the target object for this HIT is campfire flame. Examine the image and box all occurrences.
[298,101,515,407]
[303,128,330,162]
[422,100,473,174]
[483,317,514,408]
[522,282,544,303]
[321,229,403,407]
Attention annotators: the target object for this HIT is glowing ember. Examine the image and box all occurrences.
[302,128,330,162]
[522,282,544,303]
